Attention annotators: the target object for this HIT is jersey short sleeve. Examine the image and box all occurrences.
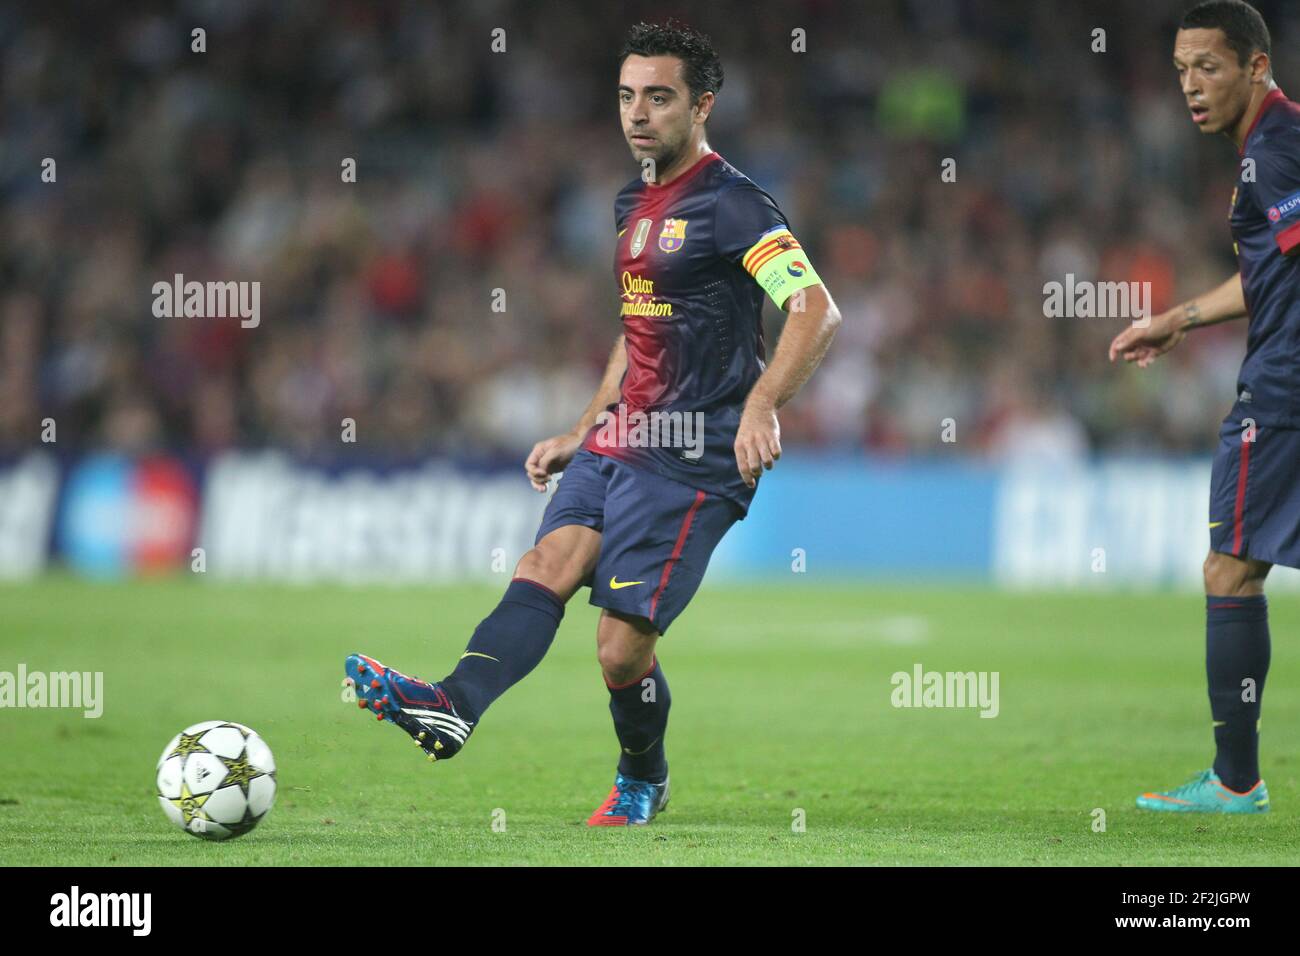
[1256,129,1300,255]
[714,181,823,309]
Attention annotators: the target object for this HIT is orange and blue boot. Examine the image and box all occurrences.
[586,772,670,826]
[343,653,474,761]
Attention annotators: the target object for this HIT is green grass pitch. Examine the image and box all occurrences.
[1,576,1297,865]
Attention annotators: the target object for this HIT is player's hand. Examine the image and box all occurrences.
[735,402,781,489]
[1108,310,1186,368]
[524,430,583,492]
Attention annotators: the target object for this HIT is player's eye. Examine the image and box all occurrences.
[651,95,665,105]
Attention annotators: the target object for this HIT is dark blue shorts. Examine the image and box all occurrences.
[1209,406,1300,568]
[535,449,742,634]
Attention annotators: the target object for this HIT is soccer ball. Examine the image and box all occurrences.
[155,720,277,840]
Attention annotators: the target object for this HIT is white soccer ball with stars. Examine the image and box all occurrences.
[155,720,277,840]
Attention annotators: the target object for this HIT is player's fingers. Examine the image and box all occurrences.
[1109,328,1139,361]
[524,442,546,473]
[539,446,570,476]
[735,441,758,488]
[769,434,782,462]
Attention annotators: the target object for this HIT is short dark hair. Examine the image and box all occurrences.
[618,19,724,104]
[1180,0,1271,67]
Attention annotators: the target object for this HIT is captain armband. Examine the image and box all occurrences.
[740,228,822,310]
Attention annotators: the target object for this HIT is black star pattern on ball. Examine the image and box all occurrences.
[218,752,265,798]
[169,732,209,759]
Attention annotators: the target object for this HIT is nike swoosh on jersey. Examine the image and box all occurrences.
[609,577,645,590]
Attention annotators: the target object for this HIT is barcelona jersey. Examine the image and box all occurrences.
[1230,88,1300,424]
[580,151,822,511]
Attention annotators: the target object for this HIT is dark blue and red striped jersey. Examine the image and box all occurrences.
[580,151,820,511]
[1230,88,1300,424]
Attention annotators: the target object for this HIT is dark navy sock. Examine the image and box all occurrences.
[440,578,565,724]
[607,657,670,783]
[1206,594,1270,792]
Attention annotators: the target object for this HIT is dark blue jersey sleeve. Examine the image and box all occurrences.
[1256,125,1300,255]
[714,181,790,263]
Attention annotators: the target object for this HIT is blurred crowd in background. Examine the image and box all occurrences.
[2,0,1295,463]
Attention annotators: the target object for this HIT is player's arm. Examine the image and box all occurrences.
[572,333,628,438]
[714,183,841,487]
[1108,274,1246,368]
[735,284,842,488]
[524,334,626,492]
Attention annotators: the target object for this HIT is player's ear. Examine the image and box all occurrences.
[693,91,714,124]
[1250,50,1270,84]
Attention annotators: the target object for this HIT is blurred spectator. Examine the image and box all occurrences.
[2,0,1291,460]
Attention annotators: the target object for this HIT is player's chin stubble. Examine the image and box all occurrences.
[641,142,681,179]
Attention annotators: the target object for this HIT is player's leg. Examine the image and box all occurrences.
[345,449,609,761]
[587,609,672,826]
[584,460,743,825]
[598,609,668,782]
[438,524,601,722]
[1137,414,1273,812]
[1202,550,1271,794]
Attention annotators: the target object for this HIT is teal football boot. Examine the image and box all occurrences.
[1136,769,1269,813]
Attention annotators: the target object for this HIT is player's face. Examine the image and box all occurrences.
[618,55,705,172]
[1173,28,1252,135]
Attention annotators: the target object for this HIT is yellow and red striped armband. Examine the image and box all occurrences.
[740,228,822,309]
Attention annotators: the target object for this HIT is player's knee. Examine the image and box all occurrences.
[597,642,646,686]
[514,546,580,599]
[1203,552,1266,597]
[1203,553,1237,594]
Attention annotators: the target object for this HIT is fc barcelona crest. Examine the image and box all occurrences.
[629,218,653,258]
[658,218,687,253]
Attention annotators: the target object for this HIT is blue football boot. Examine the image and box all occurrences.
[343,653,473,761]
[586,772,670,826]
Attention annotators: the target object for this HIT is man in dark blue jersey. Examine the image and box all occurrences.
[343,20,841,825]
[1109,0,1300,813]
